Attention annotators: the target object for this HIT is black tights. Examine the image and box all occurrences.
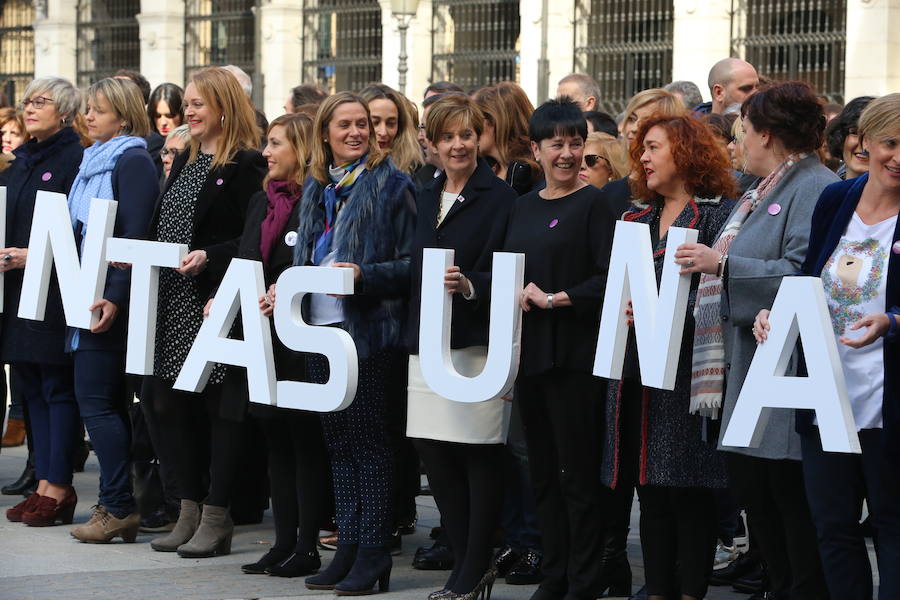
[415,439,504,594]
[259,411,331,555]
[142,376,242,507]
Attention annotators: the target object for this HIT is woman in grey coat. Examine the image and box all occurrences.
[677,81,837,599]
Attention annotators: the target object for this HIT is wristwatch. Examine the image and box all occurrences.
[546,294,554,309]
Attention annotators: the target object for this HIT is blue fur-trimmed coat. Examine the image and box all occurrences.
[602,196,734,490]
[293,159,416,359]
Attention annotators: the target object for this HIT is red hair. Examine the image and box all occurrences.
[629,114,737,203]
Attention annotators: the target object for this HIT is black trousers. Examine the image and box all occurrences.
[802,428,900,600]
[386,351,419,527]
[637,485,718,598]
[415,439,504,594]
[517,369,607,600]
[141,376,242,507]
[726,452,828,599]
[259,410,331,555]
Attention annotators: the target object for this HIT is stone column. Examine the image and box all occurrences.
[258,0,304,118]
[520,0,575,107]
[137,0,185,89]
[33,0,77,82]
[845,0,900,99]
[407,0,433,103]
[671,0,732,101]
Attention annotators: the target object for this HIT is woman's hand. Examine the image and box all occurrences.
[88,299,119,333]
[839,313,890,349]
[625,300,634,327]
[176,249,208,277]
[752,309,771,344]
[0,247,27,272]
[203,298,213,318]
[328,262,361,298]
[520,282,548,312]
[259,284,276,317]
[674,243,722,275]
[444,266,472,296]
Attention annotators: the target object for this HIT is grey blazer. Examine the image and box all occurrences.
[718,155,840,460]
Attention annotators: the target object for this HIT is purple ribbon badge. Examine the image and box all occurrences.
[41,172,52,182]
[215,178,224,186]
[549,218,559,228]
[767,203,781,216]
[893,241,900,255]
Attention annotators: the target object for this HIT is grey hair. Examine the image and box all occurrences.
[663,80,704,110]
[23,76,82,121]
[222,65,252,97]
[558,73,602,105]
[165,123,192,145]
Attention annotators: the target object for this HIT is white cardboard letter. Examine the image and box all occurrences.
[106,238,188,375]
[593,220,698,390]
[273,266,358,412]
[174,259,277,405]
[18,192,117,330]
[418,249,524,402]
[721,276,860,453]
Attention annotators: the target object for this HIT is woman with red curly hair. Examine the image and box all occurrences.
[600,113,737,600]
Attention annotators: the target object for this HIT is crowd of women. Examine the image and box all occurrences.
[0,64,897,600]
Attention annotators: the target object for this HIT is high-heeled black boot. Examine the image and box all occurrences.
[334,546,392,595]
[597,488,632,597]
[306,544,358,590]
[2,452,36,496]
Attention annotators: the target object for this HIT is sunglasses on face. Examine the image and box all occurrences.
[583,154,609,169]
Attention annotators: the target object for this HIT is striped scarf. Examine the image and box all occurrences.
[689,153,806,417]
[312,156,367,265]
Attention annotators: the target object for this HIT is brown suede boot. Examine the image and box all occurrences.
[176,504,233,558]
[150,499,200,552]
[71,506,140,543]
[2,418,26,447]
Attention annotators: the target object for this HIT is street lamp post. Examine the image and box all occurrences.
[390,0,420,96]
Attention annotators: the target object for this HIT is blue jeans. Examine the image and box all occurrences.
[74,350,135,517]
[16,362,79,485]
[802,428,900,600]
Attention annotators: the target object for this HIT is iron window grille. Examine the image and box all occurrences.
[302,0,382,93]
[185,0,258,81]
[574,0,674,114]
[76,0,141,88]
[0,0,34,105]
[731,0,846,103]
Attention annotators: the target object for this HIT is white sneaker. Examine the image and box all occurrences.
[713,542,738,570]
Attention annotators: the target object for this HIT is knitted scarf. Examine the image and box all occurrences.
[68,135,146,237]
[260,179,301,266]
[689,153,807,417]
[312,156,367,265]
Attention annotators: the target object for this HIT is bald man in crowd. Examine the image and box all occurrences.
[556,73,602,111]
[695,58,759,114]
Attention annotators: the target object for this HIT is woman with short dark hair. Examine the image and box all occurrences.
[147,83,185,137]
[491,97,616,600]
[678,81,837,599]
[825,96,876,180]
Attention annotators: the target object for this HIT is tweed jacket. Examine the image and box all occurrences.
[718,155,840,460]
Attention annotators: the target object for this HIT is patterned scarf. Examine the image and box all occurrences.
[689,153,807,417]
[312,156,367,265]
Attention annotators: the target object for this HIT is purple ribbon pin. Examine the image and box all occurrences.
[215,178,224,186]
[893,241,900,255]
[41,172,52,182]
[767,203,781,216]
[549,218,559,228]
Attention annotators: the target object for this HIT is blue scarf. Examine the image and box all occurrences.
[68,135,147,237]
[312,155,367,265]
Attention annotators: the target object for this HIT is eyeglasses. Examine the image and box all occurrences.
[21,96,55,110]
[160,148,181,159]
[583,154,610,169]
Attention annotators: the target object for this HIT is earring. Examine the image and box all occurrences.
[220,115,225,125]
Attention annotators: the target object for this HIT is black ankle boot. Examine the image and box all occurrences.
[2,453,36,496]
[241,548,291,574]
[268,550,321,577]
[334,546,392,595]
[306,544,358,590]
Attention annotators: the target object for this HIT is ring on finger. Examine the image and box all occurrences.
[686,259,695,267]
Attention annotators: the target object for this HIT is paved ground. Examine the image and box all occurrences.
[0,442,756,600]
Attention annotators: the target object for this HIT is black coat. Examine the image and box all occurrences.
[66,146,160,353]
[407,159,517,353]
[148,148,267,300]
[1,128,84,365]
[597,175,633,219]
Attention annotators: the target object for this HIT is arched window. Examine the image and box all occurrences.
[0,0,34,104]
[76,0,140,87]
[731,0,846,102]
[302,0,382,93]
[431,0,520,91]
[185,0,257,82]
[574,0,674,113]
